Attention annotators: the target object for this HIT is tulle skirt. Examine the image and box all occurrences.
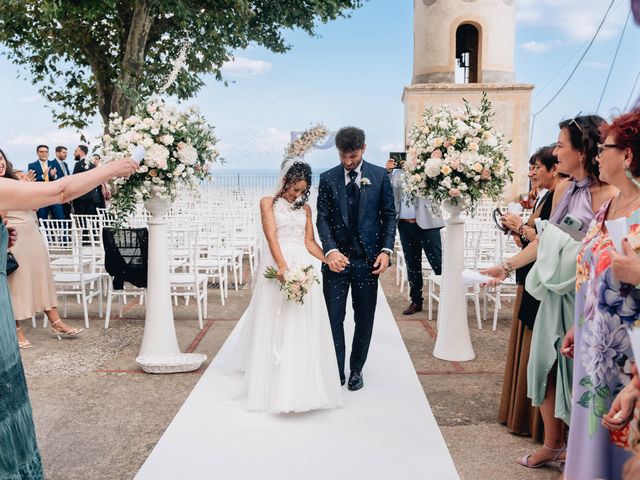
[228,240,343,414]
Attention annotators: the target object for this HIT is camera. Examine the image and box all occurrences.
[389,152,406,169]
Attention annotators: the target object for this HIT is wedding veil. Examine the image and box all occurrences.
[274,157,297,196]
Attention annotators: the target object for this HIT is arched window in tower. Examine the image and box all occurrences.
[455,24,479,84]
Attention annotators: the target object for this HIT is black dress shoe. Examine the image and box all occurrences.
[402,303,423,315]
[340,377,346,386]
[348,371,363,391]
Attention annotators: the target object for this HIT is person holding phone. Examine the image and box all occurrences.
[386,152,444,315]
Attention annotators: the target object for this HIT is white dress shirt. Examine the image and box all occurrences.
[343,161,363,186]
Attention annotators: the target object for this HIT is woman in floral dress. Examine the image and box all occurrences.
[563,110,640,479]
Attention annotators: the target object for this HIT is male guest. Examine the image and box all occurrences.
[27,144,65,220]
[72,145,101,215]
[386,157,444,315]
[55,145,73,218]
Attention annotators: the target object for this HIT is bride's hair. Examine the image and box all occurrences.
[275,161,312,209]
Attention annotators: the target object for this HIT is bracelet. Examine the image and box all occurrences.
[499,261,513,275]
[518,224,526,237]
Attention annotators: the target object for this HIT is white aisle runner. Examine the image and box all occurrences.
[136,288,459,480]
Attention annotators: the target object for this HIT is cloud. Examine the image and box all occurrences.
[17,95,41,103]
[521,40,558,54]
[378,143,405,153]
[517,0,628,42]
[6,128,99,148]
[221,56,272,79]
[583,61,609,70]
[254,127,290,155]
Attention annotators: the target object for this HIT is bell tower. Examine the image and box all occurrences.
[404,0,533,198]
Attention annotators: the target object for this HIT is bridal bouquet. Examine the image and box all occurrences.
[403,92,512,212]
[101,98,220,221]
[264,265,319,304]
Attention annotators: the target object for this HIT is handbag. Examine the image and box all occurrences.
[6,251,18,275]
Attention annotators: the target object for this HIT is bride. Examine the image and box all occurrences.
[228,160,343,413]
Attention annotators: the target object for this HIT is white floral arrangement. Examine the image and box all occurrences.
[403,93,512,211]
[285,123,329,158]
[101,98,220,222]
[264,264,319,305]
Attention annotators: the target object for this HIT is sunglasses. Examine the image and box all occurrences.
[597,143,625,156]
[568,117,583,134]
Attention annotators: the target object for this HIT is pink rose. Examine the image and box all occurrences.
[480,169,491,180]
[450,159,461,170]
[444,140,452,148]
[449,188,461,197]
[431,149,443,159]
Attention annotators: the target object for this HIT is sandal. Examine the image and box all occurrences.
[50,319,84,340]
[517,445,566,468]
[16,327,32,349]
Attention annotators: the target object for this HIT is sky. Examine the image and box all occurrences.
[0,0,639,174]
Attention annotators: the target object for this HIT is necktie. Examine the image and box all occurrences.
[346,170,359,228]
[42,162,49,182]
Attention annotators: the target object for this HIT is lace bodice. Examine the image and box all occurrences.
[273,197,307,244]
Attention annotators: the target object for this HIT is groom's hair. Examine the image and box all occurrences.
[335,127,365,153]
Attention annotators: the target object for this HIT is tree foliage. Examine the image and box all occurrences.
[0,0,363,129]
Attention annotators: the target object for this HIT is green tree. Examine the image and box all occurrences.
[0,0,363,129]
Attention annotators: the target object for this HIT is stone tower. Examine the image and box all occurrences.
[403,0,533,198]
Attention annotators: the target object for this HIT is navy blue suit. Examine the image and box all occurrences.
[27,159,66,220]
[316,160,396,380]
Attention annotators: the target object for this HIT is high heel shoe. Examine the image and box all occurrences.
[517,444,566,468]
[50,319,84,340]
[16,327,32,349]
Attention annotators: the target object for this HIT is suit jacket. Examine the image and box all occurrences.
[73,158,100,203]
[390,169,444,230]
[316,160,396,262]
[27,159,64,182]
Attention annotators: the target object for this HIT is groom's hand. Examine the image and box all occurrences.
[372,253,390,275]
[327,251,349,273]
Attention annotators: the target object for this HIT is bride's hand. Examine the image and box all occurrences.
[276,266,288,284]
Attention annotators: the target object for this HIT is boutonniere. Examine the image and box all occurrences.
[361,177,371,187]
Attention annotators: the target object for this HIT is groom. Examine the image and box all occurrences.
[316,127,396,391]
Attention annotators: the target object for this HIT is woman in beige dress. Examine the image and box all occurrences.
[0,149,82,348]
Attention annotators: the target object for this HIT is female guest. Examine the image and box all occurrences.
[0,150,81,348]
[498,146,565,440]
[482,115,617,468]
[562,110,640,479]
[0,149,137,479]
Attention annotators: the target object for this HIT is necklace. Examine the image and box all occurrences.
[611,193,640,217]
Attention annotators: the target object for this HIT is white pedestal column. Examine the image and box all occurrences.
[138,195,181,357]
[433,200,475,362]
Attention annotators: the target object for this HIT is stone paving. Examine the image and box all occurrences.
[17,268,561,480]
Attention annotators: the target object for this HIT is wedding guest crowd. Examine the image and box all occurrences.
[484,108,640,479]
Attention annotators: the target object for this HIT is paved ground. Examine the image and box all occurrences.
[17,267,562,480]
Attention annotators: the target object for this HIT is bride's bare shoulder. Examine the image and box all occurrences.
[260,196,275,209]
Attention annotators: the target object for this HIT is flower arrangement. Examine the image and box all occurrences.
[264,264,319,304]
[285,124,329,158]
[402,92,512,212]
[101,98,220,222]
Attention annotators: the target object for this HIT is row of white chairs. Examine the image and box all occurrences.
[394,202,526,331]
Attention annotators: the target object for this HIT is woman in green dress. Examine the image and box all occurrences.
[0,151,137,479]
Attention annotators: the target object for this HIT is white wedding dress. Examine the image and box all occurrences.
[227,197,343,413]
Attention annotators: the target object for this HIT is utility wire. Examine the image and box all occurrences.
[596,7,631,112]
[624,69,640,111]
[529,0,617,153]
[533,40,589,100]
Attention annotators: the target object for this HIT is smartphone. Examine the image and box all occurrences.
[389,152,406,169]
[561,213,583,231]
